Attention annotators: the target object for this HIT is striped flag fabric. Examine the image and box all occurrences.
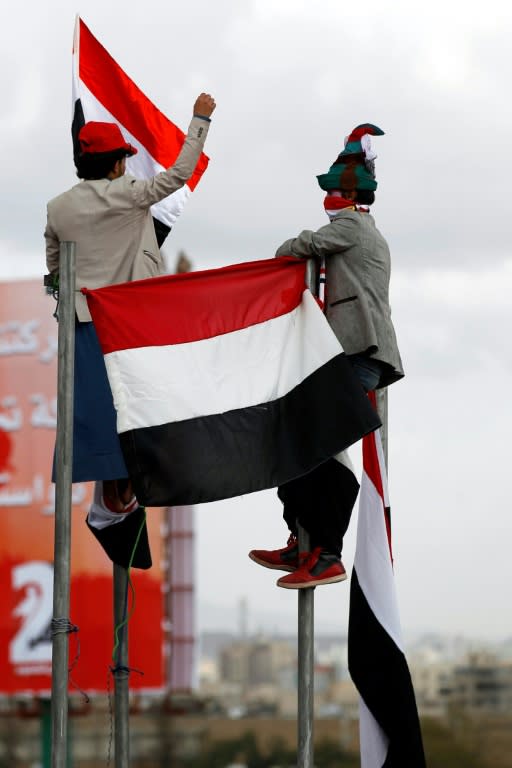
[83,256,381,507]
[348,393,426,768]
[72,17,209,244]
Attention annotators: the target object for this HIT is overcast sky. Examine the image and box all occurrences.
[1,0,511,645]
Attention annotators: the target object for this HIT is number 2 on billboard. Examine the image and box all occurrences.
[10,561,53,664]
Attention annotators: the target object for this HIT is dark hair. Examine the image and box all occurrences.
[355,189,375,206]
[75,149,128,180]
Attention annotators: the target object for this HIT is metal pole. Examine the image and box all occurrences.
[113,564,130,768]
[51,241,76,768]
[296,257,318,768]
[297,525,314,768]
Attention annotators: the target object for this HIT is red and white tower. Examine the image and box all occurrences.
[164,505,196,693]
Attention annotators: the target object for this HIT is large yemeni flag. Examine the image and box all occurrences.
[348,393,426,768]
[72,17,209,244]
[83,257,381,507]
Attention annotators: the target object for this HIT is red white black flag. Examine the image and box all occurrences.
[348,393,426,768]
[83,257,381,507]
[72,17,209,245]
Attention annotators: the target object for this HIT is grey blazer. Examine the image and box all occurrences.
[275,209,404,387]
[45,117,210,321]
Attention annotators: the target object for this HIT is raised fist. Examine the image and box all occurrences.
[193,93,216,118]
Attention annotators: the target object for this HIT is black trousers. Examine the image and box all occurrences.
[277,458,360,558]
[277,355,384,558]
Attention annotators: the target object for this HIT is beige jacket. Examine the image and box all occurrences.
[275,208,404,387]
[45,116,210,321]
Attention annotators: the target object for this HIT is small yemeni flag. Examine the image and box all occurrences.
[83,257,381,507]
[72,17,209,245]
[348,393,426,768]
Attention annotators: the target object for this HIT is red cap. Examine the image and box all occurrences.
[78,122,138,156]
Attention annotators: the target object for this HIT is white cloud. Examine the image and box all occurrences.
[393,261,511,309]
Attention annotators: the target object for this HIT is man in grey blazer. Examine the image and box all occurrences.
[45,92,215,569]
[250,123,404,589]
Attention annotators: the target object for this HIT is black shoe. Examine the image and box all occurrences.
[86,506,152,570]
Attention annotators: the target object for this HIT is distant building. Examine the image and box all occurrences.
[451,653,512,714]
[220,637,296,688]
[212,635,355,718]
[410,649,512,717]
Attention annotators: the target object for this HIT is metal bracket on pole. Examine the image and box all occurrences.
[113,564,130,768]
[376,388,388,470]
[51,241,76,768]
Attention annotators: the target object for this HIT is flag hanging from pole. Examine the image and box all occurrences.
[348,393,426,768]
[72,17,209,244]
[83,256,381,507]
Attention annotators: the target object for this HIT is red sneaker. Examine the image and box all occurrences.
[277,547,347,589]
[249,534,299,572]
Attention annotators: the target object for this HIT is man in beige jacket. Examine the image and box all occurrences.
[45,92,216,569]
[46,93,215,321]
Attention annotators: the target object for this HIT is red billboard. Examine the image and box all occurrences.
[0,280,165,693]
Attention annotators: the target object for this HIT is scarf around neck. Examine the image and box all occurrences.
[323,191,369,220]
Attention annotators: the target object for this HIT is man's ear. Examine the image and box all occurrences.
[113,158,126,178]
